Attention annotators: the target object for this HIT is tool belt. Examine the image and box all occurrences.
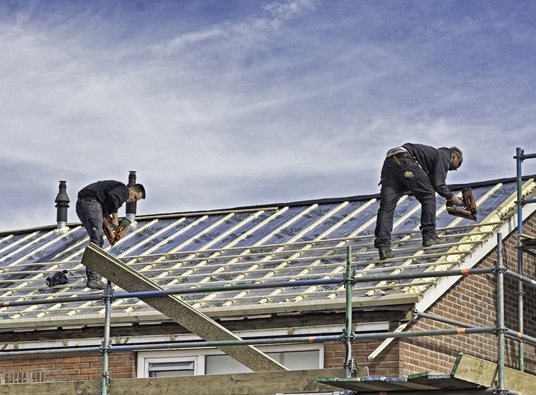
[78,197,97,203]
[386,147,413,165]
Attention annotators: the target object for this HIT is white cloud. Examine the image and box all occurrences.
[1,0,536,232]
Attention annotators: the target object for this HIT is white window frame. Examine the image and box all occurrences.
[137,343,324,378]
[139,354,204,378]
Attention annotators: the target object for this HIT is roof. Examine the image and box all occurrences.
[1,176,535,332]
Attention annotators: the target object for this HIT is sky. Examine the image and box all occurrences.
[1,0,536,232]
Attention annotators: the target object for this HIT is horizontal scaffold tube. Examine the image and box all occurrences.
[352,267,493,283]
[0,346,101,357]
[1,278,342,308]
[415,310,478,329]
[352,326,495,341]
[110,327,495,350]
[505,268,536,288]
[2,267,493,308]
[522,152,536,159]
[0,327,495,358]
[0,335,343,357]
[506,329,536,346]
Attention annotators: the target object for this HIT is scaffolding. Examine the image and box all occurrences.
[0,237,535,395]
[0,150,535,394]
[514,147,536,373]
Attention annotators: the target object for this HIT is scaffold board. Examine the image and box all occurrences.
[452,353,536,394]
[81,243,287,372]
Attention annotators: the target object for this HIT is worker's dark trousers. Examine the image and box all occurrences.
[76,198,104,279]
[374,156,436,248]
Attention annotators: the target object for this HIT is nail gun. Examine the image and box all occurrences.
[103,216,131,245]
[446,188,477,221]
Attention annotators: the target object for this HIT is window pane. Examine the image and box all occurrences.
[268,350,320,370]
[148,361,195,377]
[205,355,251,375]
[205,349,320,374]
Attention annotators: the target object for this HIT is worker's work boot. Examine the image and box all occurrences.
[86,269,106,290]
[378,246,394,260]
[423,235,443,247]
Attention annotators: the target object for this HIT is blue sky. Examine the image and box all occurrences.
[1,0,536,231]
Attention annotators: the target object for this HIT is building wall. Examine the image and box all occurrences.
[324,338,401,377]
[0,352,135,384]
[397,212,536,377]
[1,341,392,383]
[504,211,536,371]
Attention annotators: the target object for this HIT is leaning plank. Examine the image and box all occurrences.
[81,244,286,372]
[0,369,344,395]
[452,353,536,394]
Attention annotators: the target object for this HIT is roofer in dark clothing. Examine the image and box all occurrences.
[76,180,146,289]
[374,143,463,260]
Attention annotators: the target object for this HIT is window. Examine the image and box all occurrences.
[148,361,194,377]
[139,355,203,378]
[137,344,323,378]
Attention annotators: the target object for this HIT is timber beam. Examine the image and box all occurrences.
[81,244,286,372]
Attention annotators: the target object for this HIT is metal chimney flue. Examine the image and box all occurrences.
[55,180,70,229]
[126,171,137,223]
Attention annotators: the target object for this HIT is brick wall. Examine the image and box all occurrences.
[396,212,536,377]
[323,212,536,378]
[503,211,536,371]
[324,338,401,376]
[0,352,135,383]
[0,340,392,383]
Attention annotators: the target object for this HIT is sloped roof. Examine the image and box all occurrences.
[1,176,535,331]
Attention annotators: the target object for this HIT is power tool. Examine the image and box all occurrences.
[103,216,131,245]
[46,270,69,287]
[446,188,477,221]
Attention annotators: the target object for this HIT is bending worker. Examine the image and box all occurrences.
[374,143,463,260]
[76,180,146,289]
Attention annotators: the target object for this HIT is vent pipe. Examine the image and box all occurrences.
[126,171,137,223]
[55,180,70,229]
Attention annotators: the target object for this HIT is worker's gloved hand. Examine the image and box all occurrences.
[112,218,119,227]
[449,196,464,207]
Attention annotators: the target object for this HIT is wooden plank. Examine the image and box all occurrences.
[124,368,343,395]
[452,353,536,394]
[319,371,501,394]
[0,369,344,395]
[81,244,287,372]
[317,376,438,391]
[408,372,478,390]
[334,390,504,395]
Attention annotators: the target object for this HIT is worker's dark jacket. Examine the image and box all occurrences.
[403,143,454,200]
[374,143,456,248]
[77,180,129,216]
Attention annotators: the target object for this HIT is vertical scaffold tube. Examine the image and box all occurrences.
[101,281,113,395]
[515,147,525,371]
[344,245,353,378]
[496,233,506,393]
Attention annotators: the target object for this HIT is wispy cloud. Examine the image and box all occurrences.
[1,0,536,231]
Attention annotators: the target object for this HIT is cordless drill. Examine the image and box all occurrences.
[446,188,477,221]
[103,216,131,245]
